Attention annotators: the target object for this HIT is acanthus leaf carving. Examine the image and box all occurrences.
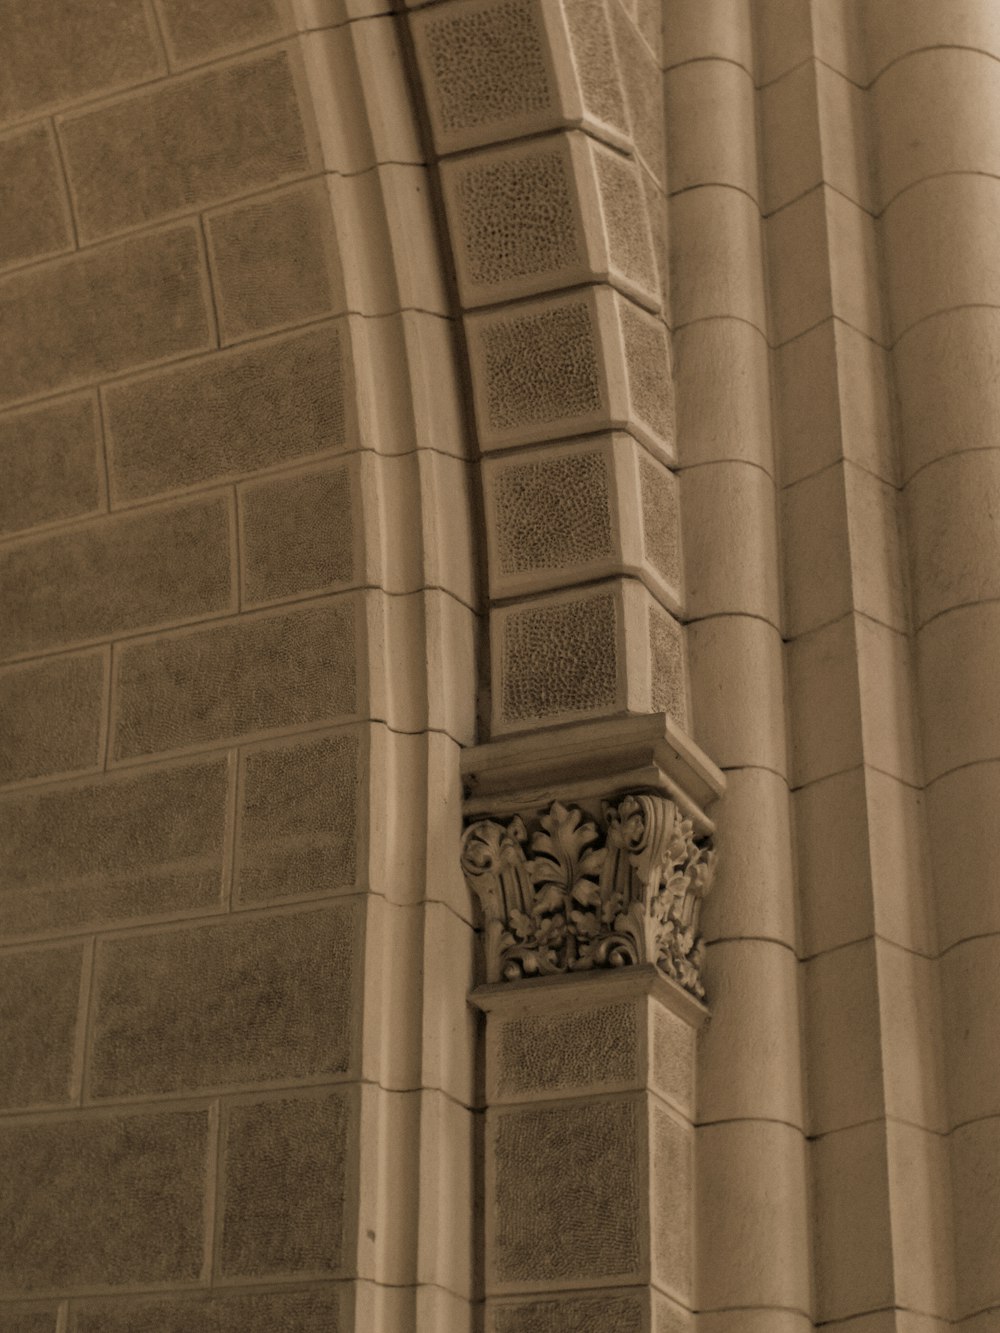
[461,794,716,997]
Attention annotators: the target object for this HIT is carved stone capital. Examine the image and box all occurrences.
[461,794,716,998]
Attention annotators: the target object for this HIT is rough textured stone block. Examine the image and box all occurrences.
[609,2,665,183]
[650,1101,692,1299]
[0,226,211,408]
[564,0,629,140]
[240,464,356,605]
[0,756,229,940]
[488,442,615,578]
[492,1002,639,1101]
[0,1107,208,1292]
[469,292,606,446]
[0,496,233,658]
[70,1287,347,1333]
[493,581,686,733]
[156,0,289,65]
[442,135,588,303]
[206,181,340,342]
[0,124,72,271]
[592,140,659,304]
[618,296,673,448]
[0,650,105,788]
[490,1291,646,1332]
[59,50,313,240]
[0,943,83,1110]
[237,729,361,904]
[0,396,101,538]
[90,902,360,1097]
[650,1005,695,1119]
[496,587,620,728]
[413,0,558,153]
[104,323,348,503]
[220,1090,354,1277]
[0,1308,60,1333]
[640,454,681,593]
[489,1096,643,1288]
[0,0,162,121]
[112,598,358,761]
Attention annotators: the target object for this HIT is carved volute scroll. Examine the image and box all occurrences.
[460,795,716,997]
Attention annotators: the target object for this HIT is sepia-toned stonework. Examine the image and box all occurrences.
[0,0,996,1328]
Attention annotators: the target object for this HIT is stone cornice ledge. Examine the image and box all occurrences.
[461,712,725,834]
[470,962,709,1030]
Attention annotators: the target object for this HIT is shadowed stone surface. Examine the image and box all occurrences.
[0,226,211,407]
[0,757,229,940]
[240,466,355,605]
[0,1108,208,1292]
[0,944,83,1109]
[0,0,162,121]
[0,125,71,270]
[90,903,360,1097]
[0,1309,60,1333]
[237,730,361,904]
[156,0,287,65]
[0,396,101,538]
[491,1293,645,1333]
[59,50,311,239]
[0,651,105,787]
[104,324,347,502]
[0,496,232,657]
[207,182,338,341]
[112,599,358,761]
[70,1286,347,1332]
[220,1092,353,1277]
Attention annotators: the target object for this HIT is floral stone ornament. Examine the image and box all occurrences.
[460,795,717,998]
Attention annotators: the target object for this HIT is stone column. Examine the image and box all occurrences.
[460,716,722,1331]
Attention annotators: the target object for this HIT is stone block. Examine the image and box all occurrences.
[662,0,755,70]
[687,615,786,774]
[683,460,779,624]
[952,1116,1000,1318]
[219,1089,355,1278]
[672,318,773,473]
[0,225,211,409]
[564,0,629,143]
[805,940,883,1135]
[0,649,105,788]
[670,186,766,332]
[488,1290,647,1332]
[699,938,803,1128]
[481,434,680,609]
[907,450,1000,628]
[112,597,359,762]
[667,59,757,200]
[0,1107,208,1293]
[0,755,230,941]
[786,615,862,787]
[918,603,1000,781]
[58,49,314,241]
[0,1309,59,1333]
[929,762,1000,953]
[895,307,1000,482]
[491,579,687,735]
[0,495,234,659]
[236,727,363,904]
[441,130,657,310]
[0,395,102,538]
[782,463,852,636]
[156,0,292,65]
[104,323,349,503]
[239,462,357,606]
[0,943,83,1110]
[608,2,664,184]
[795,767,874,957]
[649,1100,692,1301]
[0,0,163,122]
[812,1120,893,1322]
[884,175,1000,341]
[467,287,674,459]
[0,124,72,271]
[205,180,341,343]
[70,1287,349,1332]
[411,0,557,154]
[490,1001,641,1103]
[89,902,361,1097]
[487,1094,645,1291]
[696,1120,810,1311]
[943,936,1000,1128]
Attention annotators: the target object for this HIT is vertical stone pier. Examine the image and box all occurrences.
[460,716,722,1331]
